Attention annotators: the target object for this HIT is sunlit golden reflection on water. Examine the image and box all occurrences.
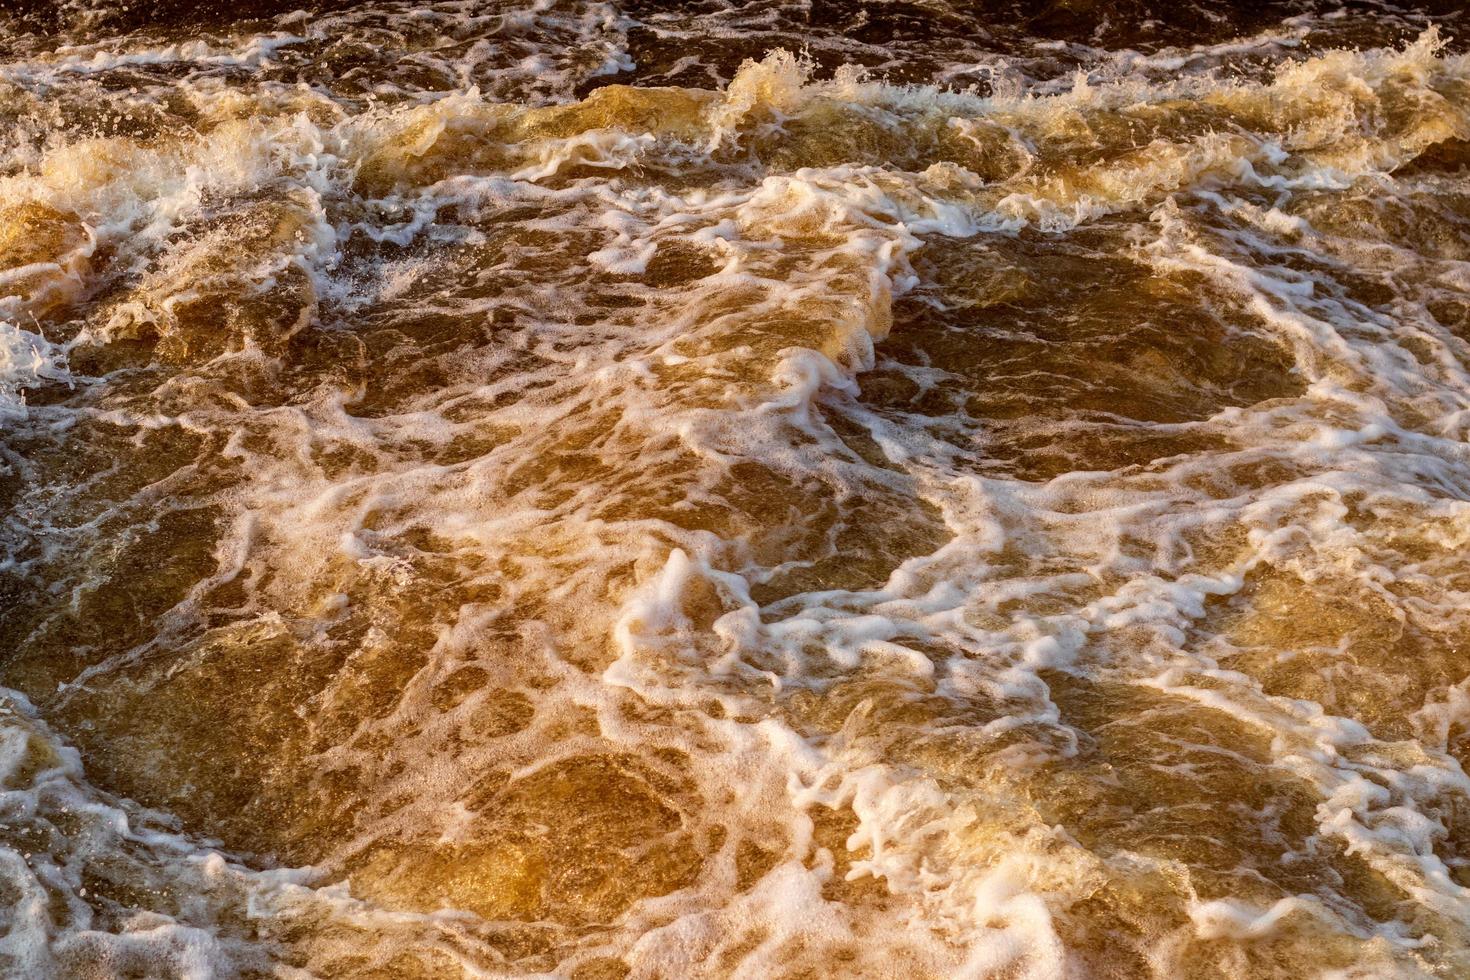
[1,1,1470,976]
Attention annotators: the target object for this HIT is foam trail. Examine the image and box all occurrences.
[1,3,1469,978]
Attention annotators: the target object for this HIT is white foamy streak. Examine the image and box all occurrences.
[5,23,1470,977]
[0,320,68,425]
[0,31,306,83]
[590,34,1470,973]
[0,688,337,978]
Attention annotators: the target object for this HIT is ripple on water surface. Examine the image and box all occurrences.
[0,1,1469,977]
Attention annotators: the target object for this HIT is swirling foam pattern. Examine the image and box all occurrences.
[1,0,1469,976]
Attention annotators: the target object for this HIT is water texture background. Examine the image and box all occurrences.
[0,1,1469,976]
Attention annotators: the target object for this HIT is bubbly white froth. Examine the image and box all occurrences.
[0,2,1469,977]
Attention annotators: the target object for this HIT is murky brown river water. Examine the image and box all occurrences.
[1,0,1470,976]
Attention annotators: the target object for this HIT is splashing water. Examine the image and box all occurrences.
[2,0,1470,976]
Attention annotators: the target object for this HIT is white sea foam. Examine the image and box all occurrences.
[0,5,1468,977]
[0,320,68,424]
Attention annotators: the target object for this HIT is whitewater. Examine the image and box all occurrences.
[1,0,1469,976]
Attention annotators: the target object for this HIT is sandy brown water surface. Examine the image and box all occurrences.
[1,0,1470,976]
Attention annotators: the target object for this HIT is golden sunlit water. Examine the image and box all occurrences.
[1,0,1470,976]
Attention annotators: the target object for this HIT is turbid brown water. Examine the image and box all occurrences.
[1,0,1470,976]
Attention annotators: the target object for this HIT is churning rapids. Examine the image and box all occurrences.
[3,0,1470,976]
